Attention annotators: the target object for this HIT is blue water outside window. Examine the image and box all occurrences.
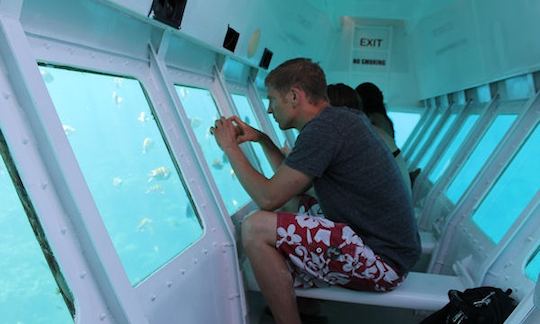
[262,98,287,148]
[41,66,203,285]
[176,86,251,214]
[231,94,274,177]
[526,246,540,281]
[408,114,443,163]
[446,114,517,204]
[388,111,422,148]
[472,124,539,243]
[428,114,480,182]
[0,152,73,323]
[417,114,458,169]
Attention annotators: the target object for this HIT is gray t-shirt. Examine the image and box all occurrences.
[285,107,421,274]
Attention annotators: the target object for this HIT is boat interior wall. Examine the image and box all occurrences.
[412,0,540,98]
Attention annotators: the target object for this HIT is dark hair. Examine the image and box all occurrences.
[265,58,328,103]
[327,83,363,110]
[355,82,386,115]
[355,82,395,138]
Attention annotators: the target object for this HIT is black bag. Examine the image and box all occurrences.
[420,286,517,324]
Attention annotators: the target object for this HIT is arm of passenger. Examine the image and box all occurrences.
[224,145,312,210]
[228,115,285,172]
[212,117,311,210]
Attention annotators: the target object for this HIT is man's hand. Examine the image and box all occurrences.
[228,115,266,144]
[210,117,241,152]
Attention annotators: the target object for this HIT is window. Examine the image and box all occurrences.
[231,94,274,177]
[417,114,458,169]
[526,246,540,281]
[262,98,287,148]
[0,142,73,323]
[176,86,251,214]
[472,124,539,243]
[428,114,480,182]
[446,114,517,204]
[41,66,203,285]
[408,113,443,163]
[387,111,422,148]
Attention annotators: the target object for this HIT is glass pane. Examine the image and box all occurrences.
[176,86,250,214]
[417,114,458,169]
[231,94,274,178]
[472,124,539,243]
[408,113,443,163]
[526,246,540,281]
[262,98,287,148]
[428,114,480,182]
[0,153,72,323]
[41,66,203,285]
[446,114,517,204]
[388,111,422,148]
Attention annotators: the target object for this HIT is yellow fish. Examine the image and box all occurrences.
[142,137,153,154]
[145,183,164,194]
[148,166,171,182]
[136,217,153,232]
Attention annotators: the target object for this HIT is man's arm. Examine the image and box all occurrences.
[212,117,312,210]
[228,115,285,172]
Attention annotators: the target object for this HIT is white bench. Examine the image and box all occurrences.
[243,262,466,311]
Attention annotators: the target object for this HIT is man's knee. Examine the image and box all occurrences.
[241,210,277,248]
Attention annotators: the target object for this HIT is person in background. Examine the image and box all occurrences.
[327,83,411,195]
[212,58,420,324]
[355,82,421,187]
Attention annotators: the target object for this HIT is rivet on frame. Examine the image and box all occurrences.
[167,281,173,288]
[150,295,156,302]
[60,227,67,235]
[79,271,87,279]
[99,313,106,321]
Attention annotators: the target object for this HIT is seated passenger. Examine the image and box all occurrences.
[355,82,396,139]
[211,58,421,324]
[327,83,412,194]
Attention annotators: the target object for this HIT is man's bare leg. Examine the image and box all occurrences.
[242,211,301,324]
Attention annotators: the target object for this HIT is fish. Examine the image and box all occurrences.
[136,217,153,232]
[113,77,123,88]
[62,124,76,135]
[148,166,171,182]
[230,168,236,178]
[142,137,153,154]
[211,158,224,170]
[112,177,123,187]
[112,91,123,105]
[137,111,149,123]
[145,184,164,194]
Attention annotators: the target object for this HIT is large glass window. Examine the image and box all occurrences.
[0,145,73,323]
[231,94,274,177]
[446,114,517,204]
[41,66,203,285]
[428,114,480,182]
[388,111,422,148]
[408,113,443,163]
[417,114,458,169]
[526,246,540,281]
[472,124,539,243]
[176,86,250,214]
[262,98,287,148]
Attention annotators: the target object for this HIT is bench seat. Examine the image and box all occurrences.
[244,266,466,311]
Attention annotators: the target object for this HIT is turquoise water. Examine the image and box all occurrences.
[472,124,539,243]
[446,114,517,204]
[41,66,204,285]
[417,114,457,169]
[261,98,288,148]
[387,111,421,148]
[409,114,442,163]
[175,86,252,214]
[428,114,479,182]
[0,152,72,323]
[526,246,540,282]
[231,94,274,177]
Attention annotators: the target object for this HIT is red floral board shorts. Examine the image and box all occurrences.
[275,196,405,292]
